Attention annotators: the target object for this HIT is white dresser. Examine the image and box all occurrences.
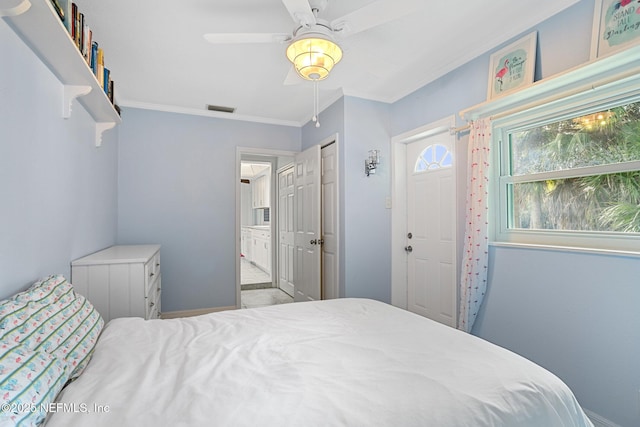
[71,245,161,322]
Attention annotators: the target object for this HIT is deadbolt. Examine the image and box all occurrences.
[407,232,413,239]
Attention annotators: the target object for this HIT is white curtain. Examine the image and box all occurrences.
[458,118,492,333]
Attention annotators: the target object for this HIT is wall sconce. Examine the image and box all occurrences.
[365,150,380,177]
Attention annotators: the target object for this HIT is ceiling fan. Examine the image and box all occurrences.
[203,0,420,83]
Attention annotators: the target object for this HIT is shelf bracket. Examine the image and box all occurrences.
[95,122,116,147]
[0,0,31,17]
[63,85,91,119]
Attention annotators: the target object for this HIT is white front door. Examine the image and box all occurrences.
[405,132,457,327]
[293,145,321,302]
[278,165,295,297]
[321,141,338,300]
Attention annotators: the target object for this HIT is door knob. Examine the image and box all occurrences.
[310,239,317,245]
[404,245,413,253]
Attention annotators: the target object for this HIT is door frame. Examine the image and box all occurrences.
[390,115,455,310]
[236,147,297,309]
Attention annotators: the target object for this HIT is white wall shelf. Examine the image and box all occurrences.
[460,44,640,122]
[1,0,121,146]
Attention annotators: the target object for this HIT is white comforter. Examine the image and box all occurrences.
[47,298,593,427]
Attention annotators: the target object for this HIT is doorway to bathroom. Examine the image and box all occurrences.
[237,149,295,309]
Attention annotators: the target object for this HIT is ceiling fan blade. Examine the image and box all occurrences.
[281,0,316,27]
[203,33,291,44]
[331,0,419,36]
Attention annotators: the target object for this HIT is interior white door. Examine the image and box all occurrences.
[406,133,457,327]
[321,142,338,300]
[278,165,295,297]
[294,145,321,302]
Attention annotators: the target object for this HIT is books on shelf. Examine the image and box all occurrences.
[50,0,116,108]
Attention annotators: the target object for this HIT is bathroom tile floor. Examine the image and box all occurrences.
[241,288,293,309]
[240,258,271,285]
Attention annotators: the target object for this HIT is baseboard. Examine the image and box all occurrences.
[160,306,236,319]
[584,409,622,427]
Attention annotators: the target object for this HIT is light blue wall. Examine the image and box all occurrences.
[302,96,392,302]
[389,1,638,425]
[342,97,392,302]
[475,247,640,427]
[391,0,593,136]
[0,21,118,297]
[117,108,300,311]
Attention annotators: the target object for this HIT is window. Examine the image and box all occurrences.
[415,144,452,173]
[494,97,640,252]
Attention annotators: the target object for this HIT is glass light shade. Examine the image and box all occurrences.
[286,36,342,81]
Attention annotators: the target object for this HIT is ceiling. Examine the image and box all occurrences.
[73,0,581,127]
[241,162,270,179]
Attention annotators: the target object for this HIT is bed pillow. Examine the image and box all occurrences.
[0,340,69,427]
[14,275,75,307]
[0,275,104,379]
[46,292,104,379]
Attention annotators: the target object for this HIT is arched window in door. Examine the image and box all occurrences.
[414,144,453,173]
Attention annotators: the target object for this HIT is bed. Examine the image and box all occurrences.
[1,276,593,427]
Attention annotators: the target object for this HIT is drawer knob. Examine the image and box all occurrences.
[150,272,154,277]
[149,302,155,307]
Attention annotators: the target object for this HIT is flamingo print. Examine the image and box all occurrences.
[615,0,638,8]
[495,59,509,90]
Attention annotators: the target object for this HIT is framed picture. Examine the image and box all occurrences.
[487,32,537,100]
[591,0,640,59]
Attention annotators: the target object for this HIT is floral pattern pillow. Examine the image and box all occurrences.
[0,275,104,380]
[0,340,68,426]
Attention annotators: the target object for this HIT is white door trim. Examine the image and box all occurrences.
[390,116,455,309]
[236,147,297,309]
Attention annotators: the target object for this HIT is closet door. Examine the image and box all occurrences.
[293,145,321,302]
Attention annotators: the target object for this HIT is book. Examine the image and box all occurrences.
[83,25,92,64]
[78,13,84,53]
[108,80,114,104]
[90,41,98,74]
[96,47,104,88]
[50,0,64,20]
[103,68,110,95]
[60,0,71,34]
[71,3,76,41]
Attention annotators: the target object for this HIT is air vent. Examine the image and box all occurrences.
[206,104,235,113]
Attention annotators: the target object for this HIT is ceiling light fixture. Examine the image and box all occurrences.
[285,31,342,81]
[286,25,342,128]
